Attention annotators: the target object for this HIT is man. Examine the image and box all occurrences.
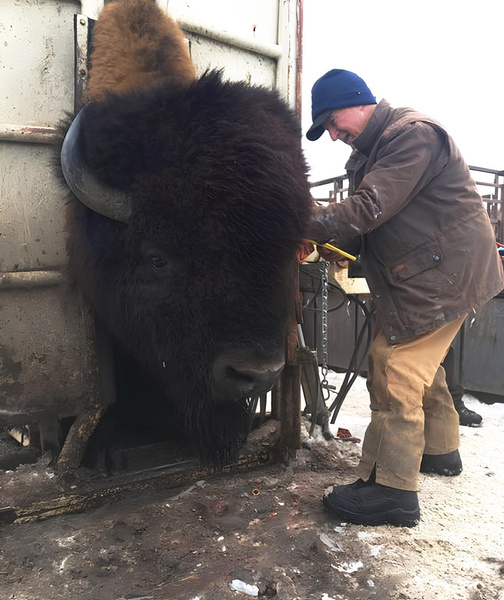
[306,69,504,527]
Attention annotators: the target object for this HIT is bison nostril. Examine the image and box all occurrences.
[212,356,285,403]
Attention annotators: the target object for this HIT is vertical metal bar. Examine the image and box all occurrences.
[276,0,298,110]
[295,0,303,119]
[56,5,104,471]
[74,15,93,112]
[332,179,340,204]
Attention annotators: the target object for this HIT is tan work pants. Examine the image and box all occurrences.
[357,315,466,491]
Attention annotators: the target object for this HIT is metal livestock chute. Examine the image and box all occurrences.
[0,0,304,521]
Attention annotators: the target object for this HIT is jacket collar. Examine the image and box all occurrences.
[352,99,394,157]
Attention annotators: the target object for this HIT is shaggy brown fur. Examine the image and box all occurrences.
[87,0,195,102]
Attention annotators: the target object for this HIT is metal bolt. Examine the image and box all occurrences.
[80,18,86,26]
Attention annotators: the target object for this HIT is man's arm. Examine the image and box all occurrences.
[308,122,447,243]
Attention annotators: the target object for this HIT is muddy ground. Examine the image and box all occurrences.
[1,373,504,600]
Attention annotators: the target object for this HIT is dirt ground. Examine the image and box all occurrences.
[1,372,504,600]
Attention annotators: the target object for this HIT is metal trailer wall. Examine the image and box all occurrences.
[0,0,302,457]
[457,295,504,398]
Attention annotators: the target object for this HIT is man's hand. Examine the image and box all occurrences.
[307,202,339,245]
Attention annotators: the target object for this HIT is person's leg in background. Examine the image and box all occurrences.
[442,345,482,426]
[421,363,463,476]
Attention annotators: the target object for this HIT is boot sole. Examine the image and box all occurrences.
[322,495,420,528]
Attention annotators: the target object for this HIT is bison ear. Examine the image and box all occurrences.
[61,104,133,224]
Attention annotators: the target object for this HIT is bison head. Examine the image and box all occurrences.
[60,0,311,466]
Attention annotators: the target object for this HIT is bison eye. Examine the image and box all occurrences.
[150,255,168,271]
[140,243,171,276]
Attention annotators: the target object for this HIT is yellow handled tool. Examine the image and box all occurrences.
[304,239,357,262]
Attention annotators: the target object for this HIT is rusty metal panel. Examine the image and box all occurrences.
[0,143,68,272]
[0,0,101,432]
[0,285,99,427]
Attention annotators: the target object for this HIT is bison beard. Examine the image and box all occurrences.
[61,0,311,470]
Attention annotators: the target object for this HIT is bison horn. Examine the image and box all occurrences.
[61,104,133,224]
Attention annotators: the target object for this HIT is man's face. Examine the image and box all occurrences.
[323,105,372,145]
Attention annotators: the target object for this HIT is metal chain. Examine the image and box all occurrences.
[320,260,330,401]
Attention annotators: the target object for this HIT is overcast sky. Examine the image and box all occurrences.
[301,0,504,187]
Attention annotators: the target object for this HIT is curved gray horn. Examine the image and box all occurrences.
[61,105,133,224]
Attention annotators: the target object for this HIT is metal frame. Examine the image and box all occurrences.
[469,165,504,244]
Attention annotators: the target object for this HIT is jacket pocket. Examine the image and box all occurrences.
[386,241,443,283]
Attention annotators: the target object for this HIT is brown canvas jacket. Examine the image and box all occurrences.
[311,99,504,343]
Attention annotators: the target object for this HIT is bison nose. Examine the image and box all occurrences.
[212,354,285,403]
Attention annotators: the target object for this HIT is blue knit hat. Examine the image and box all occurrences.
[306,69,376,141]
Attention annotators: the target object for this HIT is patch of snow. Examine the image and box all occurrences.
[318,532,343,551]
[55,535,76,549]
[331,561,364,573]
[357,531,379,540]
[369,544,384,557]
[229,579,259,596]
[56,556,69,573]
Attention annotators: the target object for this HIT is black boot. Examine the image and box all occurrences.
[454,400,482,427]
[323,482,420,527]
[420,449,462,476]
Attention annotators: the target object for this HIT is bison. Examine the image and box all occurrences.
[60,0,311,468]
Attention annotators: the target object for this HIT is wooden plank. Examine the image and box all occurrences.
[3,420,282,524]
